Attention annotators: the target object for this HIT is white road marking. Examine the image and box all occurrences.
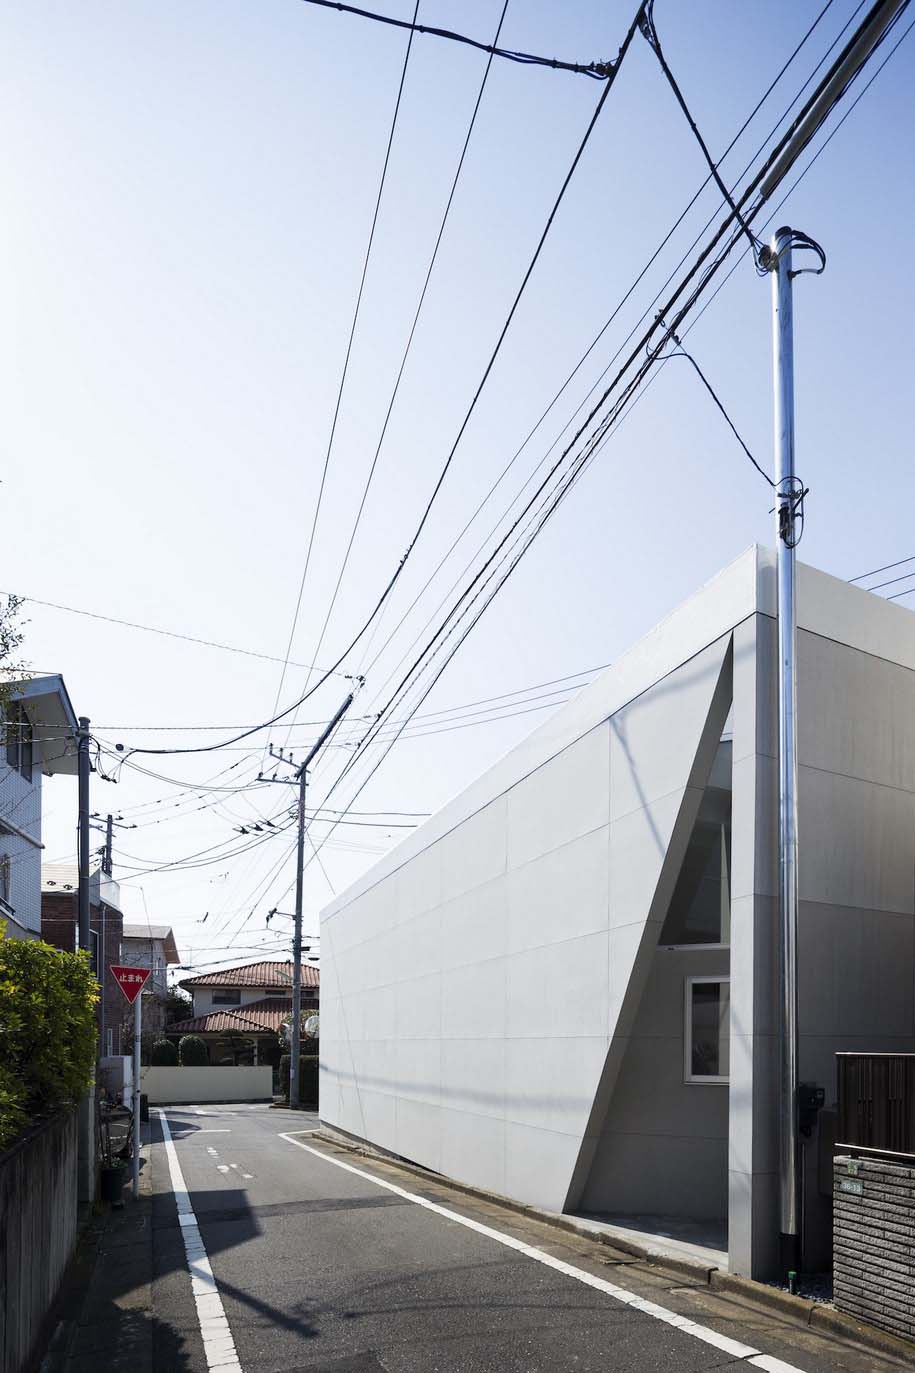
[217,1164,231,1173]
[160,1111,241,1373]
[241,1173,254,1180]
[196,1129,232,1134]
[206,1148,218,1156]
[279,1134,809,1373]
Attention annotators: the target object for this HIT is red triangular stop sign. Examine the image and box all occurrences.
[111,965,151,1004]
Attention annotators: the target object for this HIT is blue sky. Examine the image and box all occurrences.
[2,1,912,972]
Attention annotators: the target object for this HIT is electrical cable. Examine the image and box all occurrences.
[295,0,616,79]
[299,0,915,873]
[266,2,421,752]
[850,555,915,582]
[117,2,648,762]
[355,0,852,691]
[363,0,909,728]
[659,331,773,485]
[283,1,510,751]
[861,570,915,593]
[639,0,767,269]
[2,593,345,676]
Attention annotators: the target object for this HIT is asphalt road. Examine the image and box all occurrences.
[145,1104,907,1373]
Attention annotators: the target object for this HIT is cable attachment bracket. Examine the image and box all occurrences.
[775,476,809,549]
[761,227,827,277]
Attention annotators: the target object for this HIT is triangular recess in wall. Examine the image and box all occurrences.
[564,632,733,1209]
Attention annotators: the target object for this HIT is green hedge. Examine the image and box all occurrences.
[178,1034,208,1066]
[151,1038,178,1066]
[0,927,98,1151]
[278,1053,319,1105]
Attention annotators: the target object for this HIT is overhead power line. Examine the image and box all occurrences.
[850,555,915,582]
[295,0,616,79]
[639,0,767,269]
[267,2,420,747]
[355,0,849,693]
[5,592,347,676]
[284,0,510,752]
[660,334,773,485]
[118,3,649,763]
[298,0,914,878]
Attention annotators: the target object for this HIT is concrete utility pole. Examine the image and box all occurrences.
[77,717,92,954]
[262,690,355,1107]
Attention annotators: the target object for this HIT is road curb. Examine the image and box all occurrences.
[305,1125,914,1367]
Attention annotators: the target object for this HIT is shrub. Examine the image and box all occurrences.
[178,1034,208,1066]
[0,927,98,1150]
[151,1038,178,1066]
[279,1053,319,1105]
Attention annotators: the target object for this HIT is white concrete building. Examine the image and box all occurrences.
[0,675,79,940]
[320,547,915,1279]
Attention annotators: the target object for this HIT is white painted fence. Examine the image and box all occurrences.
[141,1066,273,1103]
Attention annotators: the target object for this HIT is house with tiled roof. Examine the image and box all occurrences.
[170,960,319,1067]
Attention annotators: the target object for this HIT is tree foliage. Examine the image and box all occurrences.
[0,927,98,1150]
[151,1038,178,1066]
[178,1034,208,1066]
[0,595,27,710]
[278,1053,319,1105]
[164,986,193,1025]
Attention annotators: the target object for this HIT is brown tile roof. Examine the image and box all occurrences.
[179,959,319,990]
[168,996,317,1036]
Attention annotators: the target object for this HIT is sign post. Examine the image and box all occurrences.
[111,965,151,1199]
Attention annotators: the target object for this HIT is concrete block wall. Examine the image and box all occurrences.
[834,1153,915,1343]
[0,1108,78,1373]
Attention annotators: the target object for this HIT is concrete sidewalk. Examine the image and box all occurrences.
[40,1133,173,1373]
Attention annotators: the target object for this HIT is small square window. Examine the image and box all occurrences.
[685,977,730,1084]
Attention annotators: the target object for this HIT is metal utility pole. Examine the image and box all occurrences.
[262,690,355,1107]
[77,717,92,954]
[768,226,823,1279]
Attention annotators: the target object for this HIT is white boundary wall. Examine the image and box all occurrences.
[142,1066,273,1103]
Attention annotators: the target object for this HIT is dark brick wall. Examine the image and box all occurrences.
[40,893,124,1054]
[833,1153,915,1343]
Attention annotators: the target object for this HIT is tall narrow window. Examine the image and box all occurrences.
[4,703,33,782]
[685,977,730,1084]
[0,855,11,908]
[660,738,731,946]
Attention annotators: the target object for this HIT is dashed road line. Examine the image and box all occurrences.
[279,1133,809,1373]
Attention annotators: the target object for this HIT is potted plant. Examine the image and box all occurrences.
[97,1092,129,1206]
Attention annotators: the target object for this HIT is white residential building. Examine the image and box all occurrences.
[321,547,915,1281]
[0,675,79,940]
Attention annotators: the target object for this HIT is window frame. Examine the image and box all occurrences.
[212,987,242,1006]
[684,974,730,1086]
[4,702,33,782]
